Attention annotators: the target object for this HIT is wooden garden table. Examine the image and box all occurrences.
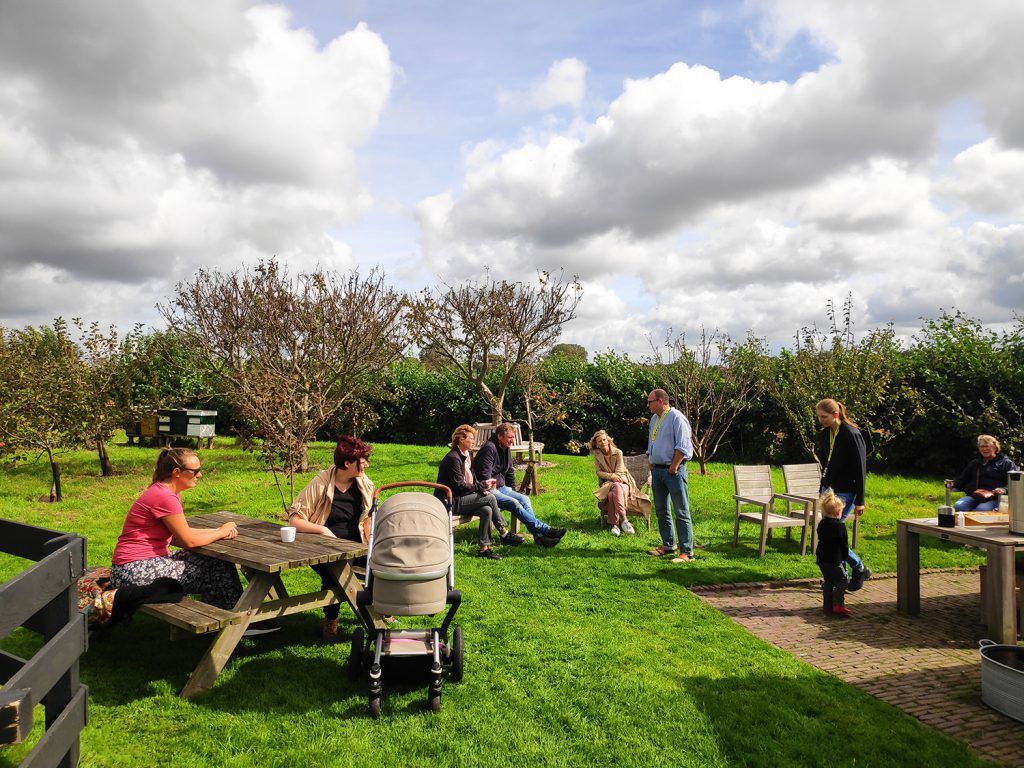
[896,518,1024,645]
[144,511,385,698]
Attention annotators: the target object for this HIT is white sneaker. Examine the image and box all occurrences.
[621,519,635,535]
[610,525,621,537]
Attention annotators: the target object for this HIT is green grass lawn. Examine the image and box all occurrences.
[0,439,993,767]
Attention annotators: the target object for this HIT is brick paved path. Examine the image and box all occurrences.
[693,569,1024,767]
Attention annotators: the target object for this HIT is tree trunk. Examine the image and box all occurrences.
[518,462,539,496]
[520,388,538,495]
[97,437,113,477]
[48,451,63,502]
[477,383,504,426]
[698,457,708,475]
[297,442,309,473]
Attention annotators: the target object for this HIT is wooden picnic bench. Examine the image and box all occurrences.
[142,511,385,697]
[473,422,543,464]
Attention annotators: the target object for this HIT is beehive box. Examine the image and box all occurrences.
[158,409,217,439]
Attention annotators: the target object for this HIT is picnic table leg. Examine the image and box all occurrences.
[178,571,275,698]
[240,567,289,600]
[322,560,387,630]
[987,544,1016,644]
[896,522,920,615]
[270,574,290,599]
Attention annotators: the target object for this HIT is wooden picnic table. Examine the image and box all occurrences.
[142,511,385,698]
[896,518,1024,645]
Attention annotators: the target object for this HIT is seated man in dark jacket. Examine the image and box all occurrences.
[473,423,565,548]
[434,424,523,560]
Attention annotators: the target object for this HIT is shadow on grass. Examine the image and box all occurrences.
[200,652,444,717]
[83,618,214,703]
[681,672,987,768]
[83,613,339,705]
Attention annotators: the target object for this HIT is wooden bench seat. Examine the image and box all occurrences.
[140,598,241,634]
[473,423,543,463]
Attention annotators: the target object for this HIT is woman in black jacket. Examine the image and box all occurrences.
[946,435,1018,512]
[434,424,522,560]
[815,398,871,591]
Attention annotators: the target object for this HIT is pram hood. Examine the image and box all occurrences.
[368,492,452,579]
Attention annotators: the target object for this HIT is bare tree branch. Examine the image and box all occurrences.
[160,260,408,511]
[409,272,582,424]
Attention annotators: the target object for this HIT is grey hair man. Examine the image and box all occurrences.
[645,389,694,562]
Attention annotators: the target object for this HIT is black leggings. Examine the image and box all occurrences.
[819,562,848,607]
[458,492,508,547]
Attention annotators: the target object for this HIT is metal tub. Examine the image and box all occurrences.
[979,639,1024,722]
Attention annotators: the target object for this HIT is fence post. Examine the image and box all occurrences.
[38,534,85,768]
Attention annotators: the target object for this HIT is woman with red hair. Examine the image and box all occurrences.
[289,435,375,640]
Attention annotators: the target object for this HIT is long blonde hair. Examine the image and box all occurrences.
[588,429,617,453]
[816,398,858,428]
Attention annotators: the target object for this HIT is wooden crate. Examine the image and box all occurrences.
[965,512,1010,527]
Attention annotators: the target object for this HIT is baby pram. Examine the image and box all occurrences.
[353,481,463,716]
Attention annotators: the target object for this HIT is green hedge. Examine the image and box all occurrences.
[351,312,1023,474]
[104,312,1024,472]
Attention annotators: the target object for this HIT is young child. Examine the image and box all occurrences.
[817,490,852,617]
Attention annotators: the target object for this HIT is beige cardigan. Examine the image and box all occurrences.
[592,448,638,504]
[287,467,376,543]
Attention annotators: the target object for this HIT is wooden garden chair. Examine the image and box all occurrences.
[732,465,810,557]
[780,463,858,551]
[622,454,652,530]
[595,454,652,530]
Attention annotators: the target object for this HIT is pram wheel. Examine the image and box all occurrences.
[368,694,381,719]
[348,627,365,681]
[428,689,442,712]
[450,625,464,683]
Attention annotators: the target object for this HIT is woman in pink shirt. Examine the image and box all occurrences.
[110,448,242,610]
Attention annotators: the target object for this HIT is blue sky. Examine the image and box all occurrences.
[0,1,1021,354]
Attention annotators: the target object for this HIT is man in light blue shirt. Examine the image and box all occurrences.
[645,388,694,561]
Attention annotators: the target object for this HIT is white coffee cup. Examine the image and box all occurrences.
[280,526,296,543]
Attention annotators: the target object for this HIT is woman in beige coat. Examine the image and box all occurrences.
[288,435,375,640]
[590,430,638,536]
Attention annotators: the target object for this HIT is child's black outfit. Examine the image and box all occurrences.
[816,516,849,611]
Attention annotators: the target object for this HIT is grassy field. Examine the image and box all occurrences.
[0,439,992,768]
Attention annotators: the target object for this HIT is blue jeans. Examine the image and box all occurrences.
[651,466,693,554]
[493,486,549,537]
[953,495,999,512]
[832,491,864,572]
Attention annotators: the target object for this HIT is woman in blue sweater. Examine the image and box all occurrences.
[945,435,1018,512]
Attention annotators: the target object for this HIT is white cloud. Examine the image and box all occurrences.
[498,57,587,112]
[0,2,393,328]
[417,0,1024,354]
[936,139,1024,217]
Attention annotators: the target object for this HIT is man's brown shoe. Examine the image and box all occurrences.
[647,545,677,557]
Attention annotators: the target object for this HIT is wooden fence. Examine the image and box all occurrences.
[1,519,87,768]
